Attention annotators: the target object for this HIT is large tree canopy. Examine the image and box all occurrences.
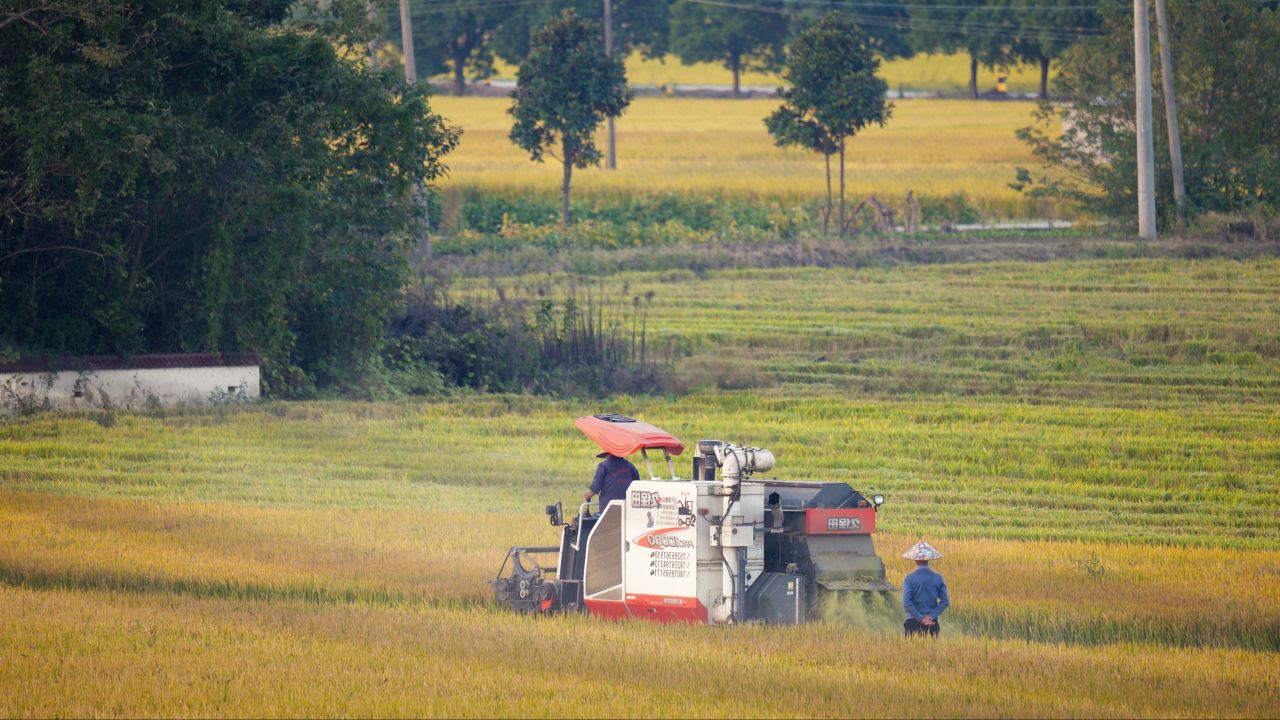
[0,0,458,394]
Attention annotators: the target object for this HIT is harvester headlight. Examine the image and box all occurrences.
[873,494,885,507]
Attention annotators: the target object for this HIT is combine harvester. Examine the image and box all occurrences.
[492,414,897,624]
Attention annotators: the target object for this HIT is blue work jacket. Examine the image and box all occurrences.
[902,566,950,621]
[591,455,639,508]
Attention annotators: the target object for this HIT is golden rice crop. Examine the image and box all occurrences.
[430,96,1051,219]
[4,581,1276,718]
[3,492,1276,650]
[1,492,1277,717]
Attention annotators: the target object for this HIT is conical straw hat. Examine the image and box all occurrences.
[902,540,942,560]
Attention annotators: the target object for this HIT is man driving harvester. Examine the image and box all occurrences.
[583,451,639,512]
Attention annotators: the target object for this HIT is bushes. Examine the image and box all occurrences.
[443,187,809,237]
[435,187,987,255]
[383,278,674,396]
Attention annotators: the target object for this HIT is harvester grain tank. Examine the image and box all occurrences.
[491,414,895,624]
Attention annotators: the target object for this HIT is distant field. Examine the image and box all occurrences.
[3,256,1278,716]
[432,96,1051,220]
[478,51,1053,95]
[466,257,1280,408]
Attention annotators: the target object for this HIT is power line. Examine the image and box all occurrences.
[780,0,1101,12]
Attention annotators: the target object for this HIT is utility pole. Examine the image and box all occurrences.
[1153,0,1186,213]
[604,0,617,170]
[1134,0,1157,240]
[396,0,427,257]
[367,1,379,68]
[399,0,416,83]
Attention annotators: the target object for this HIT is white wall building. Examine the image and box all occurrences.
[0,353,260,414]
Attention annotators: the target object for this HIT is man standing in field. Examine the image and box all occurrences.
[583,452,639,512]
[902,541,949,637]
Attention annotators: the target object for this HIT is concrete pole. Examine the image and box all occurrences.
[367,1,378,68]
[399,0,416,83]
[1134,0,1157,240]
[1153,0,1186,213]
[604,0,617,170]
[396,0,425,256]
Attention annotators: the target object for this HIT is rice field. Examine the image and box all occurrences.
[431,96,1051,219]
[462,258,1280,407]
[2,255,1278,716]
[1,491,1277,717]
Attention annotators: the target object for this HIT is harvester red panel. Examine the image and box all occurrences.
[804,508,876,535]
[575,414,684,457]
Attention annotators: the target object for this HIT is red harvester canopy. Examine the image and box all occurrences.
[575,414,684,457]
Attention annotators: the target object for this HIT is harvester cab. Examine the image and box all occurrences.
[490,414,897,624]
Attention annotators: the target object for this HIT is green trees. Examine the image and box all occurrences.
[766,14,890,234]
[669,0,788,97]
[493,0,671,63]
[1015,0,1279,222]
[784,0,914,61]
[401,4,507,95]
[0,0,458,394]
[509,10,632,226]
[982,0,1100,99]
[910,0,1000,99]
[911,0,1099,100]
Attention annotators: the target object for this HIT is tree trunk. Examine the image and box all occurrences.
[561,143,573,227]
[969,54,979,99]
[838,139,846,236]
[452,48,467,96]
[730,54,741,98]
[823,153,832,234]
[1039,56,1050,100]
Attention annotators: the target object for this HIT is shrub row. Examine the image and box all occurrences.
[433,189,986,255]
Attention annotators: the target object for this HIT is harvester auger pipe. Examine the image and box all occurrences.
[491,414,896,625]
